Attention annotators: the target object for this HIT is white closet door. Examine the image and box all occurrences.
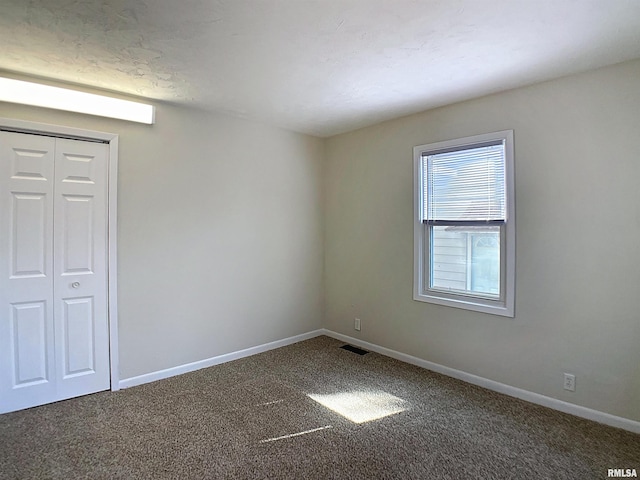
[0,132,57,412]
[0,132,110,413]
[53,138,109,400]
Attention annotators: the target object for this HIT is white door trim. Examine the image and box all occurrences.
[0,117,120,392]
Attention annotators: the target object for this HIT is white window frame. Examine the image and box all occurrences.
[413,130,515,317]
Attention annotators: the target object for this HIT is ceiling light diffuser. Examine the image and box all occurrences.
[0,77,155,124]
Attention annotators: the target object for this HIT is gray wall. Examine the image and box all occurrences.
[2,59,639,423]
[1,97,325,380]
[324,59,640,422]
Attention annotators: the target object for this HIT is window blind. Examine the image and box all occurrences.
[422,141,506,224]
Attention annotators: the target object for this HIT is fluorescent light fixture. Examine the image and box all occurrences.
[0,77,155,124]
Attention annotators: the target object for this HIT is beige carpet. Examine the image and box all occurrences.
[1,336,638,479]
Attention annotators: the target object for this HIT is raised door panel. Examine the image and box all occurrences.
[11,146,49,181]
[10,301,49,387]
[62,297,95,378]
[10,193,48,278]
[61,194,94,275]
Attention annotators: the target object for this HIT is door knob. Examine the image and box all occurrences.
[71,282,80,288]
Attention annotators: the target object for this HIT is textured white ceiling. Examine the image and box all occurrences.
[1,0,640,137]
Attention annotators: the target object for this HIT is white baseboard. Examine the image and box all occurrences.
[321,329,640,435]
[118,329,325,389]
[118,327,640,434]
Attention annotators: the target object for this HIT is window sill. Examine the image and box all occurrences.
[413,290,514,318]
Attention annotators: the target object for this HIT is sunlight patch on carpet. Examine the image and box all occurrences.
[259,425,333,444]
[307,390,408,424]
[255,399,284,407]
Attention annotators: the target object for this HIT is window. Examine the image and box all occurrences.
[413,130,515,317]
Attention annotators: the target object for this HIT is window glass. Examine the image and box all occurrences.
[413,130,515,317]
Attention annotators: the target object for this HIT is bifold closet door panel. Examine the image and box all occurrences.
[0,132,57,413]
[53,138,110,400]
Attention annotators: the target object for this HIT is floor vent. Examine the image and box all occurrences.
[340,344,369,355]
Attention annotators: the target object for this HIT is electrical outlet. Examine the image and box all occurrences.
[563,373,576,392]
[354,318,361,331]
